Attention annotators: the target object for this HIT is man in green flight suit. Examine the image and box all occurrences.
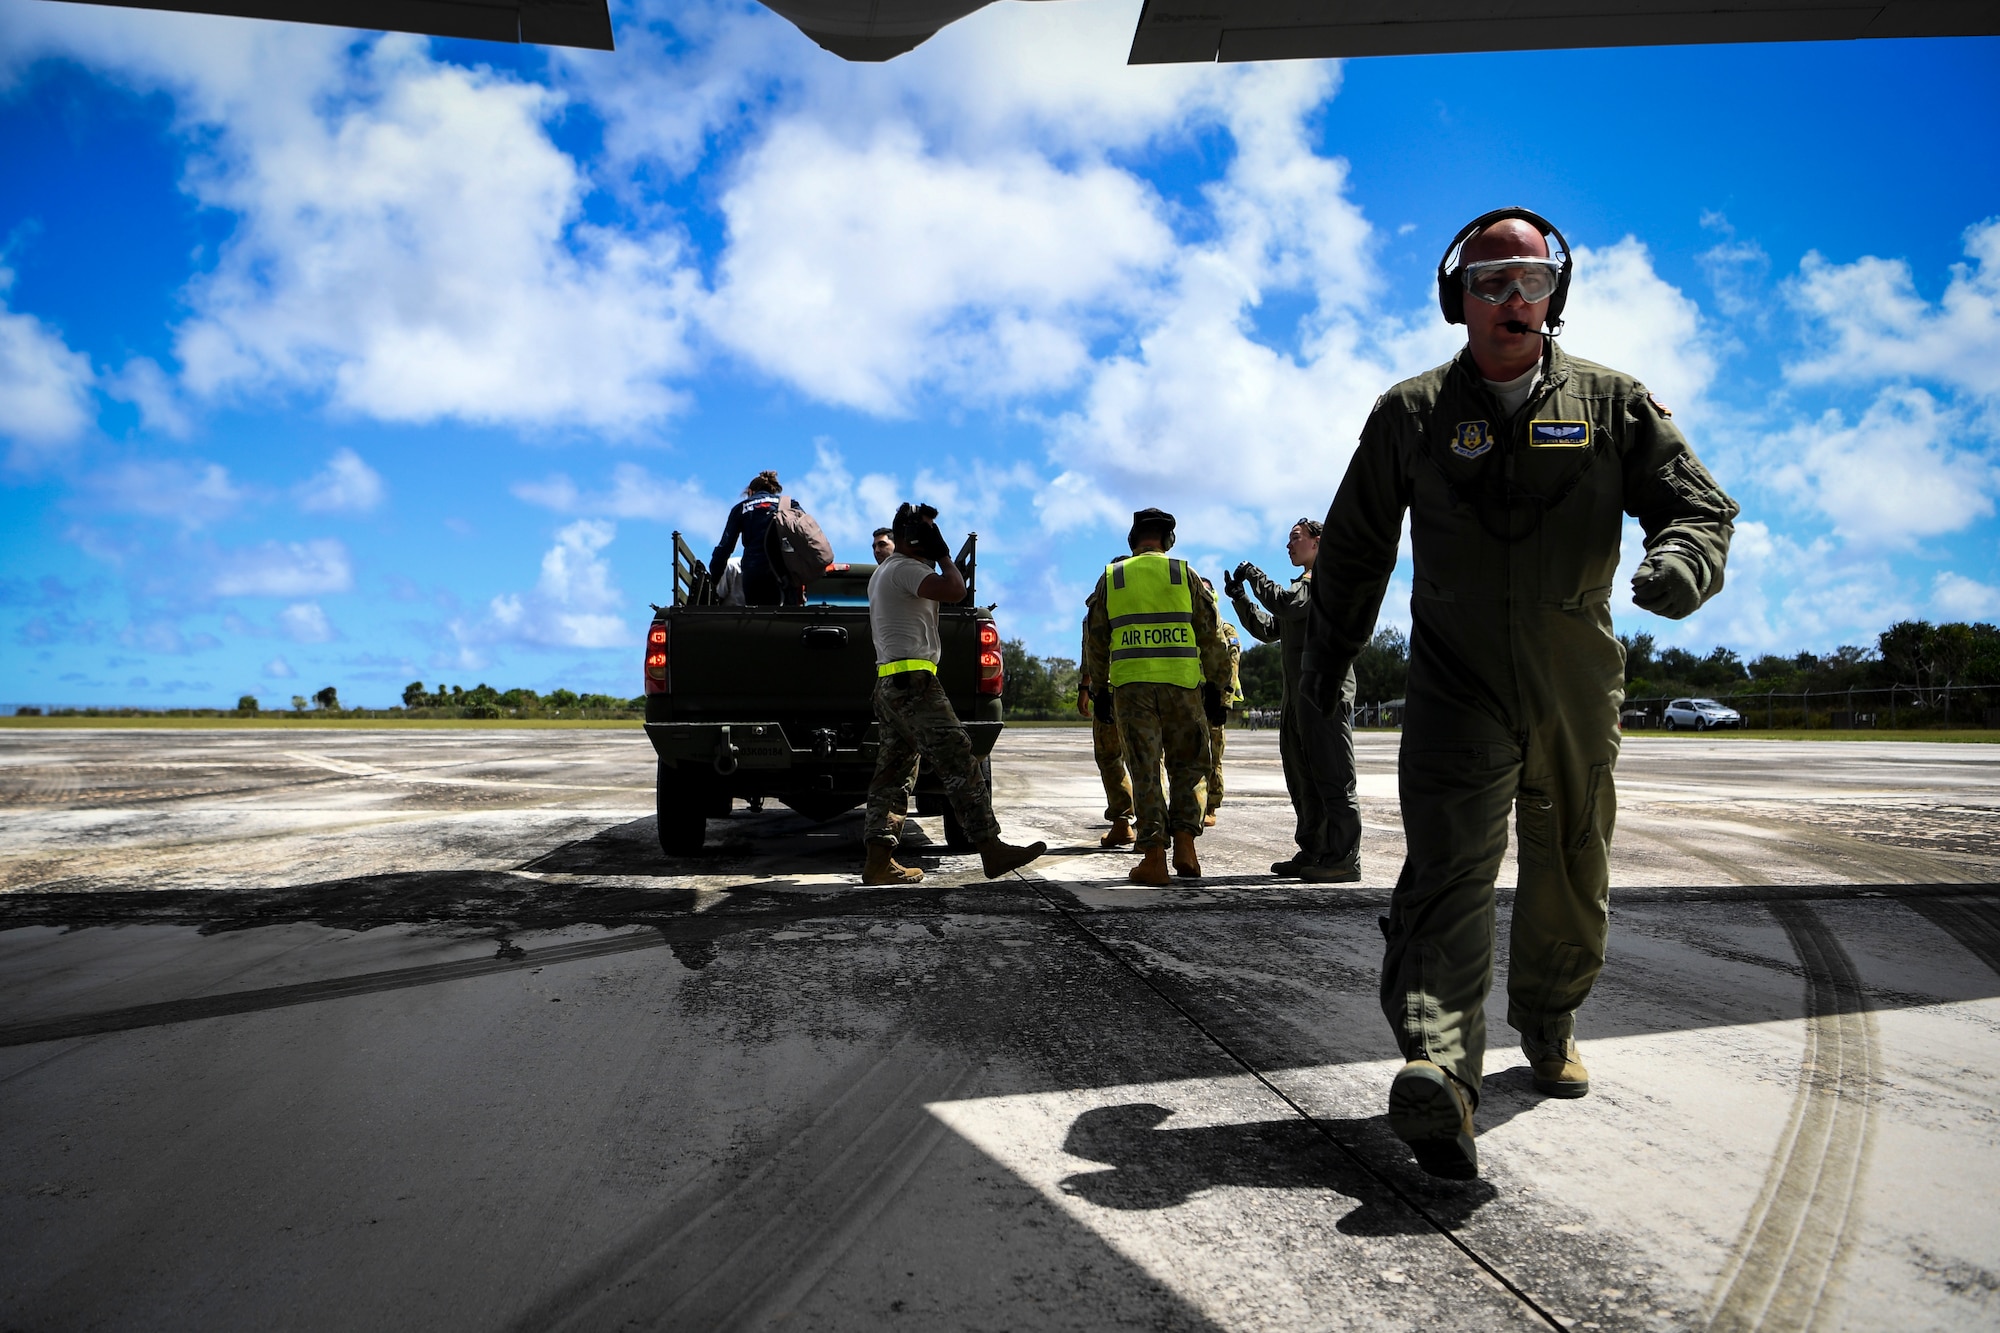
[1303,208,1740,1179]
[1083,509,1234,886]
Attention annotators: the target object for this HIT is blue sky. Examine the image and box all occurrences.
[2,0,1997,706]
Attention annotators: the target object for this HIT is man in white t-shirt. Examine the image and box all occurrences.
[862,503,1046,886]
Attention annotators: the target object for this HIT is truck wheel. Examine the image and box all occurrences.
[656,762,708,857]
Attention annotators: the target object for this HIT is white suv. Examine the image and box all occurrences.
[1663,698,1742,731]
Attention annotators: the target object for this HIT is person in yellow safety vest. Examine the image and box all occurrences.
[1199,577,1244,828]
[1082,508,1234,886]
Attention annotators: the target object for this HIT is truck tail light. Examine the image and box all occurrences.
[977,621,1003,697]
[644,621,669,694]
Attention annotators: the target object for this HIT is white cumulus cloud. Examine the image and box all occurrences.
[1765,387,1999,548]
[297,448,385,514]
[0,269,96,466]
[1786,217,2000,400]
[213,539,354,596]
[511,462,717,527]
[278,601,336,643]
[3,9,701,435]
[706,119,1176,414]
[79,458,246,528]
[487,519,628,648]
[1932,570,2000,621]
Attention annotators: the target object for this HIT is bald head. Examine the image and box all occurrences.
[1455,215,1555,381]
[1462,217,1550,266]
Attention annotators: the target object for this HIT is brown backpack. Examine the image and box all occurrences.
[765,496,836,583]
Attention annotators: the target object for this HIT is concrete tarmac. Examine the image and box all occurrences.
[1,727,1996,1331]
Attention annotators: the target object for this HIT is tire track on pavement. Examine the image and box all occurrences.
[1707,901,1877,1333]
[1903,895,2000,977]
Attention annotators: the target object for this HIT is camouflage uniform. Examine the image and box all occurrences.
[864,672,1000,848]
[1084,560,1235,851]
[1079,607,1135,823]
[1206,619,1244,817]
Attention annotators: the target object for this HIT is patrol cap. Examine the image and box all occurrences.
[1127,507,1177,552]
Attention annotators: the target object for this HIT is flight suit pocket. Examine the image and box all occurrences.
[1664,451,1734,518]
[1515,788,1556,875]
[1573,762,1612,853]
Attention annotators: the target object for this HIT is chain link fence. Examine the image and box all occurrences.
[1619,684,2000,731]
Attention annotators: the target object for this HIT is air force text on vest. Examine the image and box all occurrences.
[1116,624,1194,650]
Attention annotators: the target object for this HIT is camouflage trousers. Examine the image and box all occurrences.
[864,672,1000,848]
[1113,681,1210,850]
[1092,715,1134,822]
[1206,725,1227,816]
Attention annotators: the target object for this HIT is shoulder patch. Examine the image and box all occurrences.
[1528,420,1591,448]
[1647,393,1672,418]
[1451,421,1493,459]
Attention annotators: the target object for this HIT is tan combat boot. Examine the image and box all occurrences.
[1099,818,1135,848]
[1388,1059,1478,1180]
[862,843,923,886]
[977,837,1047,879]
[1171,830,1201,879]
[1128,846,1170,886]
[1522,1030,1590,1098]
[1202,812,1217,828]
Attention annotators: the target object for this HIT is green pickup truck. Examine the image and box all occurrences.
[642,534,1004,855]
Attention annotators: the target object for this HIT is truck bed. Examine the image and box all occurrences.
[640,551,1003,854]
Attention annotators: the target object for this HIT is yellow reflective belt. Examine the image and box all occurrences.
[877,658,939,678]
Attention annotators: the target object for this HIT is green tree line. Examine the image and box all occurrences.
[994,618,2000,717]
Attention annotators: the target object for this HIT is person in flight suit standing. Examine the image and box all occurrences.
[1083,509,1234,887]
[1302,208,1739,1179]
[1229,518,1361,882]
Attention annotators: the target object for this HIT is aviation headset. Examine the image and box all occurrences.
[1435,207,1573,332]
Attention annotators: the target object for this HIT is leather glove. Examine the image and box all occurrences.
[1201,683,1227,727]
[1221,568,1245,599]
[1232,562,1259,587]
[1632,547,1704,619]
[1092,689,1115,723]
[904,502,953,566]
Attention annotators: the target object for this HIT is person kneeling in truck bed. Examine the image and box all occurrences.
[863,502,1046,886]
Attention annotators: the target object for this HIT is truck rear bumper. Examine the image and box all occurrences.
[644,720,1001,775]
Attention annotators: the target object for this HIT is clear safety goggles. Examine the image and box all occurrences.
[1460,257,1563,306]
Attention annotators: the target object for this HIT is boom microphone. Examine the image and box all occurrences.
[1503,320,1555,339]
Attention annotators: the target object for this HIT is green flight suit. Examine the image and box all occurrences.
[1306,344,1738,1099]
[1234,569,1360,867]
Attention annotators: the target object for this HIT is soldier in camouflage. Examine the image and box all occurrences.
[863,503,1046,886]
[1083,509,1235,885]
[1078,586,1136,847]
[1200,577,1244,827]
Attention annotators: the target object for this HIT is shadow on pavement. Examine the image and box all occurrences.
[1058,1101,1498,1233]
